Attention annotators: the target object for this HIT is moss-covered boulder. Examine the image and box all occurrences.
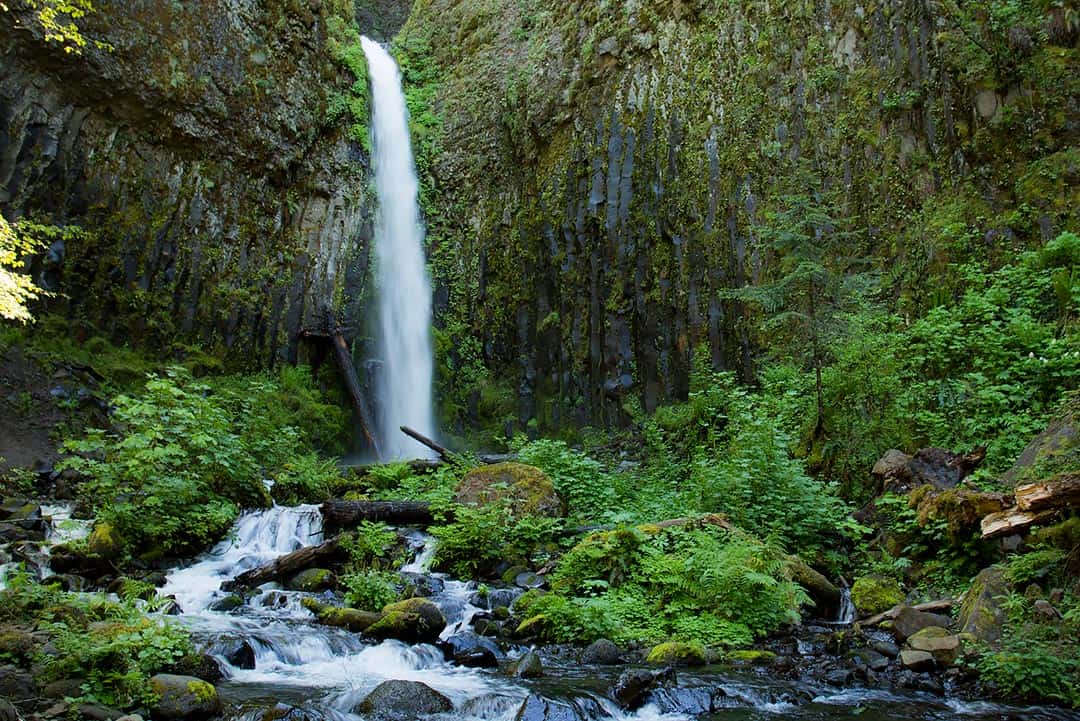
[645,641,706,666]
[287,568,335,592]
[1004,401,1079,485]
[508,650,543,678]
[957,566,1009,644]
[851,575,904,616]
[455,462,563,517]
[148,674,222,720]
[87,522,122,558]
[301,598,381,633]
[891,606,953,642]
[366,598,446,643]
[906,626,961,666]
[514,614,549,638]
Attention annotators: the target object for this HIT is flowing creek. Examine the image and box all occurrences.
[152,506,1077,721]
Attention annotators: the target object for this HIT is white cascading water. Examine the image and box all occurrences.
[361,36,437,460]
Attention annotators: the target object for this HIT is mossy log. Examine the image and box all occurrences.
[321,500,446,527]
[223,536,345,590]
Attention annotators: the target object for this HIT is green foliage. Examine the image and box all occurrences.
[431,500,561,577]
[0,213,53,323]
[271,452,341,505]
[1003,547,1067,585]
[60,368,263,555]
[0,573,193,709]
[341,569,400,611]
[13,0,110,54]
[524,525,806,647]
[342,521,399,567]
[326,10,371,152]
[515,439,615,522]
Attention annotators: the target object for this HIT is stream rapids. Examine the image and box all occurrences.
[145,505,1079,721]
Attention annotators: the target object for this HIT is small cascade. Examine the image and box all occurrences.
[822,587,856,627]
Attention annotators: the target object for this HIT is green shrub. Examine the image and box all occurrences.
[271,452,342,505]
[341,569,400,611]
[515,439,616,522]
[60,368,267,555]
[977,646,1080,707]
[431,501,561,577]
[342,522,400,567]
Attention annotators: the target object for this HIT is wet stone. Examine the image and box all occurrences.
[581,638,621,665]
[355,680,453,719]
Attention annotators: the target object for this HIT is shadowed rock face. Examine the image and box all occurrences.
[355,0,414,41]
[0,0,373,361]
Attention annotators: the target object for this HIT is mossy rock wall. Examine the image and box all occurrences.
[0,0,375,366]
[402,0,1079,430]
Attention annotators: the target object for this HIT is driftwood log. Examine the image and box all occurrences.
[400,425,450,460]
[223,536,345,590]
[321,500,446,527]
[858,598,957,627]
[980,475,1080,539]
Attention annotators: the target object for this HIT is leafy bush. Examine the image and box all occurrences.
[515,439,615,522]
[61,368,267,555]
[522,524,806,647]
[341,569,400,611]
[431,501,561,577]
[977,646,1080,707]
[271,452,342,506]
[342,521,400,567]
[0,573,192,709]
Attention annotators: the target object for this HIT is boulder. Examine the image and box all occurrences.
[853,648,890,672]
[221,639,256,669]
[581,638,621,665]
[891,606,952,642]
[1033,599,1061,621]
[957,567,1008,644]
[851,575,904,616]
[44,678,86,699]
[872,450,912,487]
[76,702,125,720]
[366,598,446,644]
[167,653,223,682]
[645,642,705,666]
[148,674,222,720]
[0,698,17,721]
[906,626,961,666]
[439,633,501,668]
[899,649,935,671]
[610,667,675,710]
[87,522,122,558]
[209,594,245,612]
[354,680,453,718]
[0,664,37,700]
[508,650,543,678]
[872,640,900,658]
[301,598,382,633]
[287,568,335,592]
[455,463,563,517]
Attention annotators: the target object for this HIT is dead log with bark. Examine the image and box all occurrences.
[321,500,447,527]
[980,474,1080,539]
[223,536,346,590]
[858,598,957,627]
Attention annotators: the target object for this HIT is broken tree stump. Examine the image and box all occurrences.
[1015,474,1080,512]
[981,508,1061,539]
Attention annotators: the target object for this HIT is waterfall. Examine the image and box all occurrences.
[361,36,437,460]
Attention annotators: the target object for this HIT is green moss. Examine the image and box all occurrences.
[726,649,776,663]
[455,462,563,516]
[851,575,905,616]
[646,641,706,666]
[186,679,216,703]
[514,614,549,637]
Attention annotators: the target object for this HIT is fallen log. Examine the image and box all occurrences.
[1015,474,1080,512]
[343,459,444,475]
[321,500,447,527]
[400,425,450,460]
[981,507,1061,539]
[223,536,345,590]
[858,598,957,627]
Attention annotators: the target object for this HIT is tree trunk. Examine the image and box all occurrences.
[400,425,450,460]
[222,536,345,590]
[981,508,1061,539]
[321,500,446,527]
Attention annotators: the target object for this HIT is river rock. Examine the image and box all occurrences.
[148,674,222,720]
[0,699,17,721]
[509,650,543,678]
[581,638,622,664]
[87,522,122,558]
[610,667,675,710]
[287,568,335,592]
[77,702,125,720]
[906,626,960,666]
[44,677,85,699]
[645,641,705,666]
[455,463,563,517]
[643,686,715,715]
[168,653,224,682]
[355,680,453,718]
[209,594,244,612]
[853,648,890,672]
[439,632,501,668]
[302,598,382,633]
[514,694,584,721]
[0,663,37,700]
[957,566,1008,643]
[899,649,935,671]
[891,606,952,642]
[400,571,444,597]
[872,640,900,658]
[222,639,256,669]
[367,598,446,643]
